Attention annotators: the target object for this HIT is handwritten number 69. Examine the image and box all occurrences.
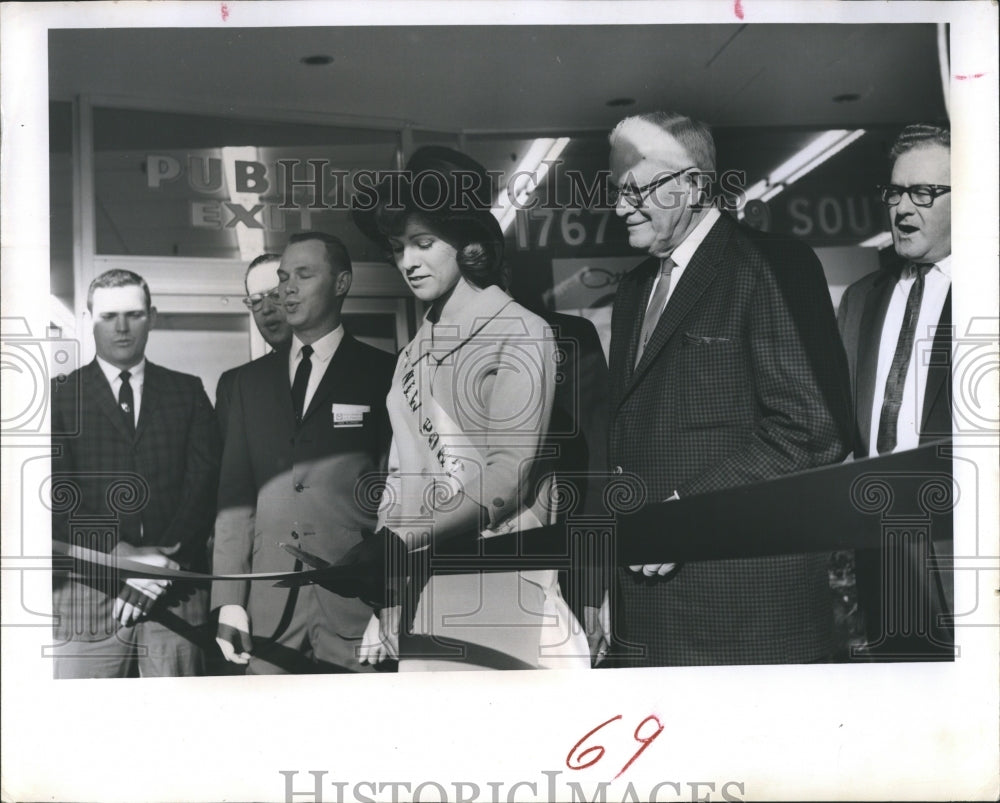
[566,714,664,779]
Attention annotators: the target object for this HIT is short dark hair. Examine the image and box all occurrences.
[286,232,352,274]
[87,269,151,312]
[374,208,505,290]
[889,124,950,166]
[610,111,717,173]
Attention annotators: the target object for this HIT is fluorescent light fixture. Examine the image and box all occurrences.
[739,129,866,216]
[859,231,893,249]
[494,137,571,233]
[222,146,266,261]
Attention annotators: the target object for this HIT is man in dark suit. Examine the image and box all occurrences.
[50,269,220,677]
[215,253,292,435]
[838,124,953,659]
[212,231,395,674]
[604,111,850,666]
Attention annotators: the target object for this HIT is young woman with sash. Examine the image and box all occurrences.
[352,147,589,671]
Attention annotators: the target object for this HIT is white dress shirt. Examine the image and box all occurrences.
[868,256,952,456]
[96,355,145,427]
[644,207,721,319]
[288,325,345,415]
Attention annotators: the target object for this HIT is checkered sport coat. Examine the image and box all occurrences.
[607,212,851,666]
[50,360,220,641]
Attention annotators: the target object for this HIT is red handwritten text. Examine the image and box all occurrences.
[734,0,745,20]
[566,713,665,779]
[221,3,230,22]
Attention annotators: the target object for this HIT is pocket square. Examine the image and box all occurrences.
[332,403,370,427]
[683,333,732,345]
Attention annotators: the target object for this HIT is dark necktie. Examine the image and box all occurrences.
[291,344,314,423]
[118,370,135,433]
[876,263,932,454]
[635,257,676,367]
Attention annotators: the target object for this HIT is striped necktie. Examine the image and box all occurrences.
[876,262,933,454]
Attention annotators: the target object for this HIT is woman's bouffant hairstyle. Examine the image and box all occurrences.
[354,147,506,290]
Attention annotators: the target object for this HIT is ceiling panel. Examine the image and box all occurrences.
[49,24,947,131]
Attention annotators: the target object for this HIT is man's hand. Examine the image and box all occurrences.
[113,583,157,627]
[627,563,677,577]
[359,606,400,666]
[111,543,182,626]
[583,601,610,667]
[628,492,680,578]
[216,604,252,665]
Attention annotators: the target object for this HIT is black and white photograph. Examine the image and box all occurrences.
[1,1,997,801]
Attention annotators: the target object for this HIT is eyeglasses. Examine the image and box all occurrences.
[242,288,282,310]
[877,184,951,207]
[610,167,696,207]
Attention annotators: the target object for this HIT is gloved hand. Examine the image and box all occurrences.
[359,606,401,665]
[216,604,252,665]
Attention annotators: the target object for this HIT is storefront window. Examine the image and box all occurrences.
[92,107,400,262]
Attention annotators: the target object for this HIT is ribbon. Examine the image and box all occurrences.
[54,441,952,591]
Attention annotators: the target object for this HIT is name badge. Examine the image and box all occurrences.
[332,403,369,428]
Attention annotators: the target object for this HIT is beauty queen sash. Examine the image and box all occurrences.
[386,344,589,669]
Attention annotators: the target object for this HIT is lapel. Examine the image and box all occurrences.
[855,267,899,452]
[134,361,161,445]
[83,360,134,443]
[407,280,514,368]
[608,259,654,412]
[619,215,728,404]
[921,288,951,434]
[264,344,296,426]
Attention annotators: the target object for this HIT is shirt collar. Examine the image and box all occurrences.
[410,279,513,364]
[291,325,344,365]
[95,355,145,387]
[664,207,721,269]
[902,254,951,280]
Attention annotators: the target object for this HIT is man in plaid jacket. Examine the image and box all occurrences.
[604,112,851,666]
[50,269,220,677]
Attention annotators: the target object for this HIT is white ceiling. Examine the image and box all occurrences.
[49,24,946,133]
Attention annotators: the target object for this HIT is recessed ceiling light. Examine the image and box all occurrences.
[606,97,636,107]
[301,55,334,66]
[833,93,861,103]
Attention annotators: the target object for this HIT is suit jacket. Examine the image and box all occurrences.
[211,333,394,666]
[837,261,953,656]
[837,262,952,454]
[607,212,850,666]
[50,360,220,641]
[215,364,240,439]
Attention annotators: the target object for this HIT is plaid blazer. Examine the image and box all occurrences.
[211,334,394,670]
[607,213,850,666]
[50,360,220,641]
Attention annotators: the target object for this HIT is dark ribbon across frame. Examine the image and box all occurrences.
[52,441,954,591]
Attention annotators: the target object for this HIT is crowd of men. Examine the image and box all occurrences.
[49,114,954,677]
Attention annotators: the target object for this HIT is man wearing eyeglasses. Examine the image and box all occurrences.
[603,111,850,667]
[214,253,292,435]
[837,124,953,660]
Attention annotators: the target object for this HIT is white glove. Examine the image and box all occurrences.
[216,604,252,665]
[359,606,400,665]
